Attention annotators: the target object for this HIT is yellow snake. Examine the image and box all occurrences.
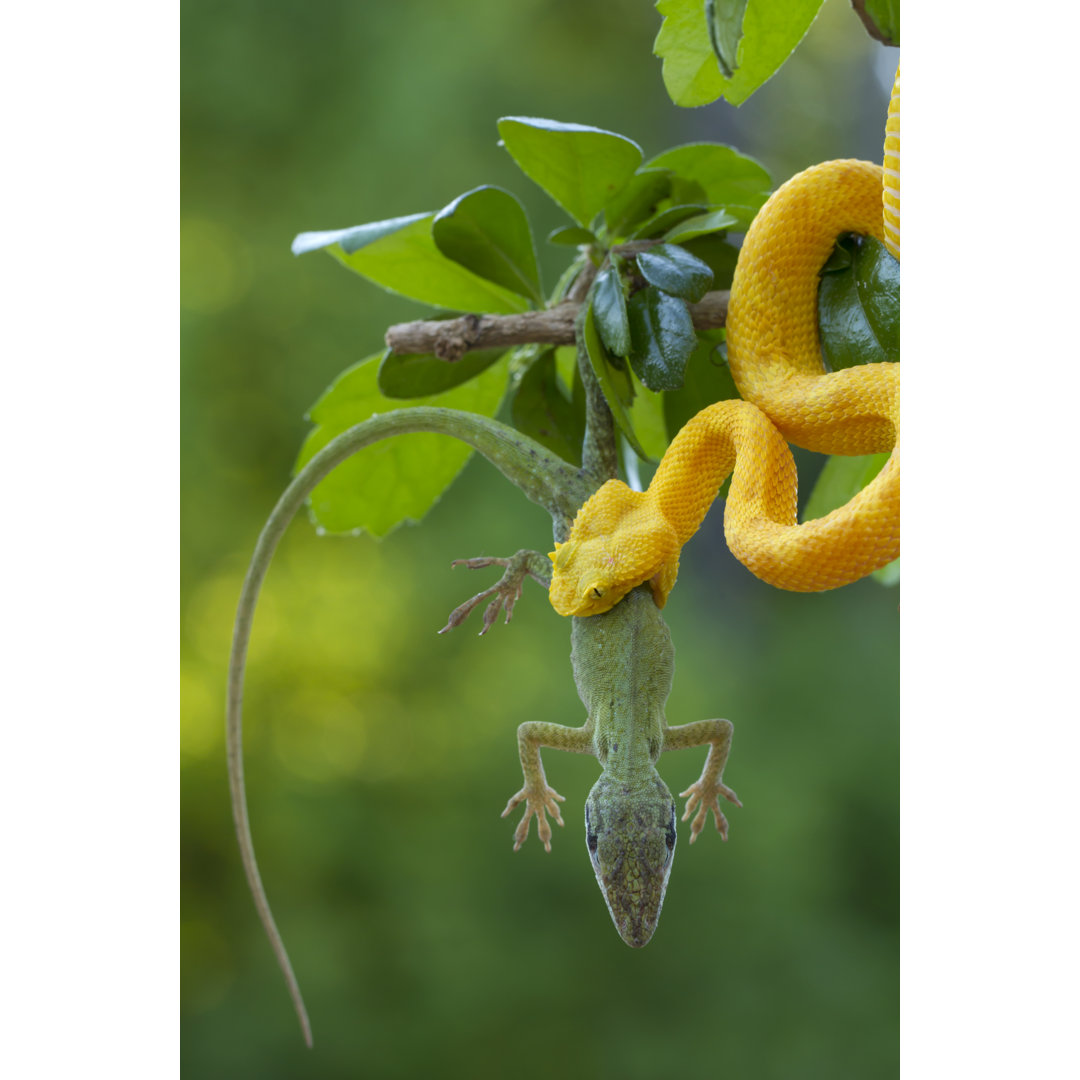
[549,65,901,617]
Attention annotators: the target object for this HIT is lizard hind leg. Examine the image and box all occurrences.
[664,718,742,843]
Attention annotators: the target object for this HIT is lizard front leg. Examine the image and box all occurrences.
[663,719,742,843]
[439,550,551,635]
[502,721,593,852]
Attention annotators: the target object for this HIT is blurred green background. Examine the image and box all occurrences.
[181,1,898,1075]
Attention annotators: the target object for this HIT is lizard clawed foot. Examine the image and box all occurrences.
[438,550,551,636]
[501,783,565,852]
[679,778,743,843]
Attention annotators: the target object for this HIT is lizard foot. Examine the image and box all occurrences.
[501,783,565,852]
[679,778,743,844]
[438,550,551,636]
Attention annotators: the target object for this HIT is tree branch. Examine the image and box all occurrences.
[384,290,730,361]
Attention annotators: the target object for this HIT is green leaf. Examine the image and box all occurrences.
[297,353,510,536]
[872,558,900,586]
[663,332,739,498]
[628,376,670,461]
[378,346,507,399]
[636,243,714,302]
[627,287,696,391]
[603,168,672,239]
[497,117,643,228]
[510,350,585,466]
[853,0,899,46]
[663,332,739,433]
[705,0,750,78]
[631,204,710,240]
[582,301,652,461]
[547,225,598,246]
[292,212,431,256]
[677,235,740,290]
[801,451,898,586]
[663,208,740,243]
[802,452,890,523]
[645,143,772,211]
[654,0,826,107]
[818,235,899,371]
[432,186,543,305]
[592,267,631,357]
[303,213,529,314]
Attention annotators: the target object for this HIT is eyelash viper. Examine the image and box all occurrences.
[548,64,901,617]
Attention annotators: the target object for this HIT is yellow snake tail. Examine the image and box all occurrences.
[882,65,900,260]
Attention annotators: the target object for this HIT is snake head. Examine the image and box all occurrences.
[584,771,677,947]
[548,481,678,617]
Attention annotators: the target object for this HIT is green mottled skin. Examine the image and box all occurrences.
[502,586,742,946]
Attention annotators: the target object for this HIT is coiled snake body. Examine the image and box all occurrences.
[549,66,901,617]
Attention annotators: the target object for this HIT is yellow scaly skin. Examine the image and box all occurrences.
[549,68,901,618]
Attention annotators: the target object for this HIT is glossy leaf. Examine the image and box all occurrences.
[582,301,652,461]
[510,350,585,466]
[645,143,771,212]
[547,225,598,246]
[432,186,543,305]
[636,244,714,303]
[627,287,696,391]
[705,0,750,78]
[296,353,510,536]
[497,117,643,228]
[655,0,825,106]
[604,168,672,239]
[819,235,899,371]
[378,346,506,399]
[802,452,898,585]
[678,235,739,290]
[663,208,739,243]
[301,213,529,314]
[592,266,631,357]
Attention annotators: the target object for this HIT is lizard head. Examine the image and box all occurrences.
[584,771,678,948]
[549,480,678,617]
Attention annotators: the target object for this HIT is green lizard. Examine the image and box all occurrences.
[228,408,740,1042]
[501,583,741,947]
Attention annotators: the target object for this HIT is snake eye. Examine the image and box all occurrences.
[586,584,605,600]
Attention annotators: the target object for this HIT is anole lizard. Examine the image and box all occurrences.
[502,582,741,946]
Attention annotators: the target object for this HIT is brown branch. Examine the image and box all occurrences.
[384,290,730,360]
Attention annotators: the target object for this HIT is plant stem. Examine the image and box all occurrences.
[574,307,618,484]
[384,289,729,359]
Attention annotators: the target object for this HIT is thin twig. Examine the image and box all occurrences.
[384,290,730,360]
